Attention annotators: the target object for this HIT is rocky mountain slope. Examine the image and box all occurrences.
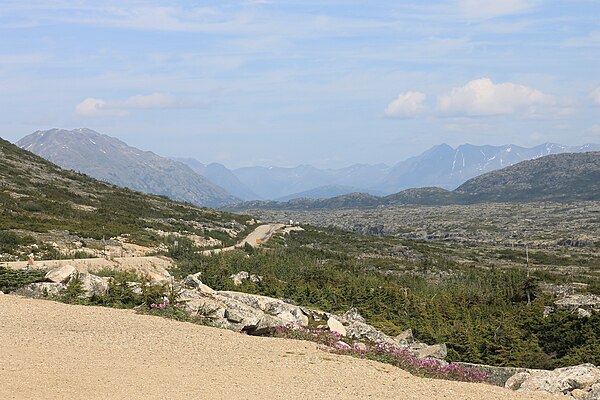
[17,129,238,207]
[229,152,600,210]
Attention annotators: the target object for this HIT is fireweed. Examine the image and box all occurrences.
[273,323,487,383]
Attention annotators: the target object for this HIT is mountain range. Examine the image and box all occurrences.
[228,151,600,210]
[176,142,599,200]
[15,128,600,205]
[17,129,239,207]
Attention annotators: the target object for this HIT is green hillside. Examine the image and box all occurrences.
[0,137,254,261]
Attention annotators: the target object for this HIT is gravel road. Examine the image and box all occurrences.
[0,295,554,400]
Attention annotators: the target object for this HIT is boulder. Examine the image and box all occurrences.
[578,308,592,318]
[215,291,309,326]
[181,290,287,335]
[327,317,347,337]
[45,265,76,283]
[182,273,215,294]
[12,282,66,298]
[394,329,414,345]
[416,344,447,359]
[506,364,600,397]
[230,271,249,286]
[79,273,110,297]
[340,308,365,324]
[588,383,600,400]
[344,321,397,346]
[182,272,203,288]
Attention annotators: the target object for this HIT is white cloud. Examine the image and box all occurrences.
[75,93,177,117]
[591,87,600,106]
[75,98,128,117]
[384,91,427,118]
[437,78,555,117]
[458,0,541,20]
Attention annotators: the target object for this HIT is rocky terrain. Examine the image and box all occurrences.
[17,129,238,207]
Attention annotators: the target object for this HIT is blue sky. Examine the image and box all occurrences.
[1,0,599,168]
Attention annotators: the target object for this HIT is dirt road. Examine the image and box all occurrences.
[0,295,553,400]
[201,223,285,255]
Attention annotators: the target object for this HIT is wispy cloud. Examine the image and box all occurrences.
[384,92,427,118]
[0,53,47,64]
[75,93,183,117]
[457,0,541,20]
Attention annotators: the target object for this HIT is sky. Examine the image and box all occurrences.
[1,0,599,169]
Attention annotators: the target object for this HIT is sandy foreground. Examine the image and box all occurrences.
[0,295,554,400]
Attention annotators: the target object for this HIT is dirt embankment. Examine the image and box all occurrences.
[0,295,553,400]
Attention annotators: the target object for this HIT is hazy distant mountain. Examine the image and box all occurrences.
[232,165,335,199]
[374,143,600,193]
[276,184,364,201]
[232,164,389,199]
[228,143,600,201]
[174,158,260,200]
[229,152,600,210]
[17,128,239,207]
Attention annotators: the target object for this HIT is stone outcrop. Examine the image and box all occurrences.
[505,363,600,398]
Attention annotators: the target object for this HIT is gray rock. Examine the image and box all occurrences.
[327,317,347,337]
[216,291,309,326]
[341,308,365,324]
[230,271,249,286]
[45,264,76,283]
[506,363,600,396]
[79,273,110,297]
[182,272,203,288]
[12,282,66,298]
[394,328,414,345]
[588,382,600,400]
[578,308,592,318]
[416,343,447,359]
[345,321,397,346]
[182,273,215,294]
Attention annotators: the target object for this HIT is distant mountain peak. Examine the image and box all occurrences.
[17,128,238,207]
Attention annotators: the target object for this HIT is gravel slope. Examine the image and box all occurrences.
[0,295,554,400]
